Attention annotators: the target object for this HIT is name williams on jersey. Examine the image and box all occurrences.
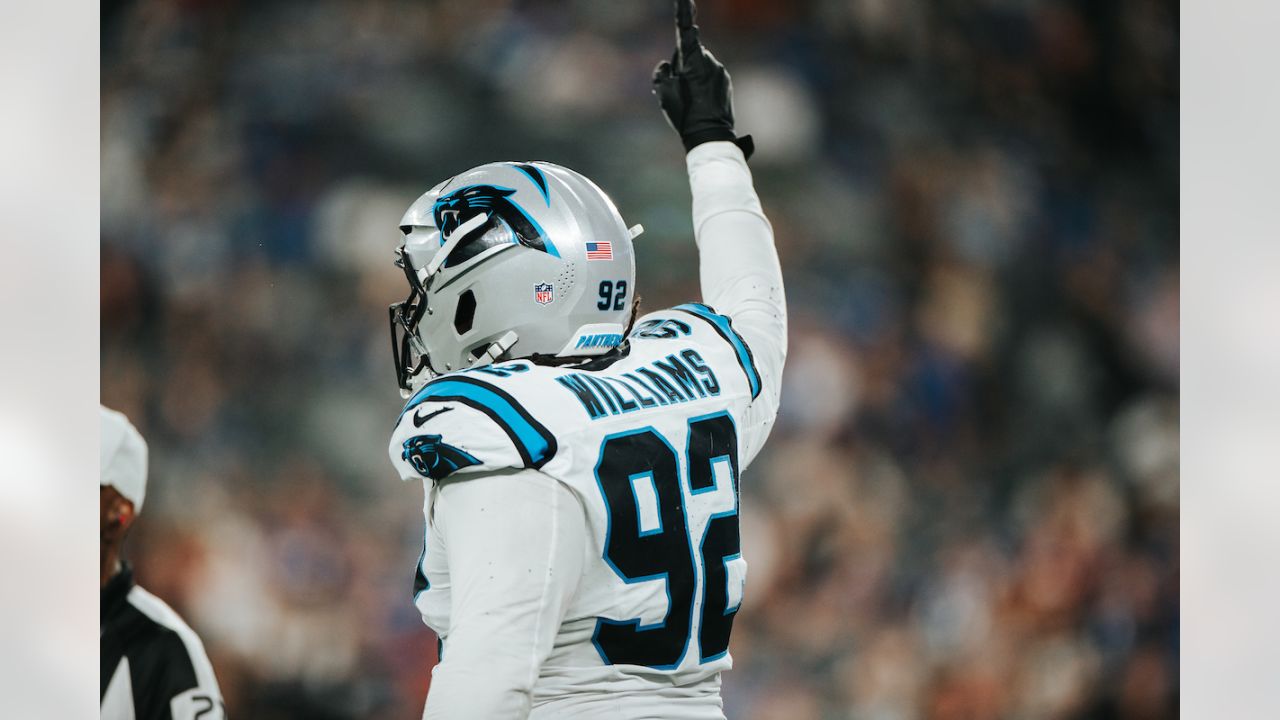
[555,348,721,421]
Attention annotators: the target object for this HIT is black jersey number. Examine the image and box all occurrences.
[592,413,741,668]
[597,280,628,311]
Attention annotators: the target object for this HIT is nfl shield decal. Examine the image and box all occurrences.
[534,282,555,305]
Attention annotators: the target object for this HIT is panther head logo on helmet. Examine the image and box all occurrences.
[430,184,558,265]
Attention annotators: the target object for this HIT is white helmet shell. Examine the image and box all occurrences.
[390,161,638,394]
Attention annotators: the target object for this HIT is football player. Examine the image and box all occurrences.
[386,2,785,717]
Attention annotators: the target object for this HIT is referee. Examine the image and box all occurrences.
[101,406,226,719]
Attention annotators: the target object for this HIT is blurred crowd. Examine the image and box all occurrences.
[101,0,1178,718]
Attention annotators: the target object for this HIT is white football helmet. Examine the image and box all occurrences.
[390,161,641,396]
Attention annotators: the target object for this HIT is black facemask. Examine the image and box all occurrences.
[389,246,432,395]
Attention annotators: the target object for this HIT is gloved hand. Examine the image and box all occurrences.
[652,0,754,159]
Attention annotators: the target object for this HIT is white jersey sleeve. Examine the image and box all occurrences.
[422,468,585,720]
[686,141,787,466]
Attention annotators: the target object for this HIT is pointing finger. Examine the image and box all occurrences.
[674,0,701,71]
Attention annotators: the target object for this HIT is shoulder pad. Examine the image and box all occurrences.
[388,374,557,482]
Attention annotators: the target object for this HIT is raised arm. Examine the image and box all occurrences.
[686,142,785,404]
[652,0,787,413]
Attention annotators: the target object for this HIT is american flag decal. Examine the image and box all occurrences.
[584,241,613,260]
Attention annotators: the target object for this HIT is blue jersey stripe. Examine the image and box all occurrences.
[401,376,557,468]
[673,303,762,399]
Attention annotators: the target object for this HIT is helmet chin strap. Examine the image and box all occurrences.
[469,330,519,369]
[403,329,519,397]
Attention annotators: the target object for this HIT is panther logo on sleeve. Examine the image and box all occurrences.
[402,434,481,480]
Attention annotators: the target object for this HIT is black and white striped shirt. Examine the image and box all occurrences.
[101,565,226,720]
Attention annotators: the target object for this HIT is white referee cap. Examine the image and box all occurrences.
[100,405,148,512]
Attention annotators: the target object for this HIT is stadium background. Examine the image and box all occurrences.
[100,1,1178,717]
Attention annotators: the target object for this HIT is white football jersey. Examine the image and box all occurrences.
[389,302,778,714]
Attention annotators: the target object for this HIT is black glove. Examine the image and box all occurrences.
[652,0,754,159]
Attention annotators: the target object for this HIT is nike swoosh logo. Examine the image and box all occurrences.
[413,407,453,427]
